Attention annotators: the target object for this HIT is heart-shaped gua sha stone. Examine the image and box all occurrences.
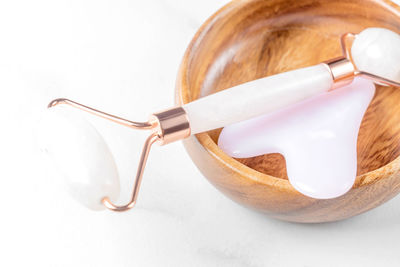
[218,78,375,199]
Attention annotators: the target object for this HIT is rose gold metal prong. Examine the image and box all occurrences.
[356,71,400,87]
[340,32,356,60]
[102,132,160,212]
[48,98,153,130]
[47,98,190,212]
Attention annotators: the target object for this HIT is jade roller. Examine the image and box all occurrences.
[41,27,400,211]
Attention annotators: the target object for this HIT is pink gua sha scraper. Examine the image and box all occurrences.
[41,28,400,212]
[218,78,375,199]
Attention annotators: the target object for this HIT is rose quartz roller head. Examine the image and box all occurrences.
[40,27,400,211]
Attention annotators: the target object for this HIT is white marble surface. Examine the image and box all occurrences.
[0,0,400,266]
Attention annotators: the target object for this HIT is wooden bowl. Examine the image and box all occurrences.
[175,0,400,223]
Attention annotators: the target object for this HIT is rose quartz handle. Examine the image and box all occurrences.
[183,63,333,134]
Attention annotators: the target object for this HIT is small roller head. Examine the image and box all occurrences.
[351,27,400,82]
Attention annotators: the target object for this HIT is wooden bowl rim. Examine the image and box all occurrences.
[176,0,400,192]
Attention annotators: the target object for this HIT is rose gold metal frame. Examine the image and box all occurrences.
[324,33,400,89]
[48,98,190,212]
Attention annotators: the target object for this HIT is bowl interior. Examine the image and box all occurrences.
[183,0,400,180]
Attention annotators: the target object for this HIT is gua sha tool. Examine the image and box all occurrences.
[218,78,376,199]
[43,27,400,212]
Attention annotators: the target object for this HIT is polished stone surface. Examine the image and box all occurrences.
[184,64,333,134]
[352,27,400,82]
[219,78,375,199]
[37,106,120,210]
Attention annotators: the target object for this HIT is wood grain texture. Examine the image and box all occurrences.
[175,0,400,222]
